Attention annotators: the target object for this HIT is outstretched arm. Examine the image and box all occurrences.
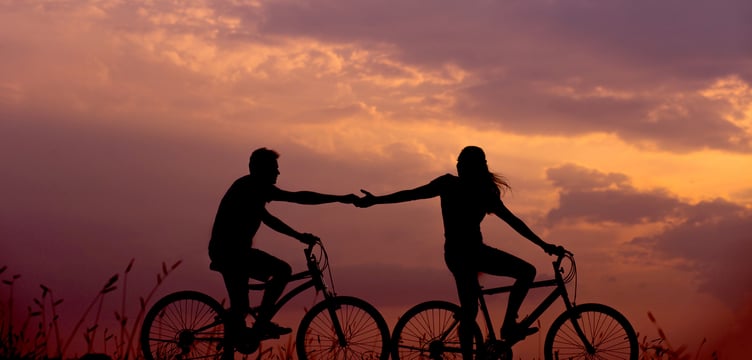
[355,182,439,208]
[261,209,318,244]
[492,201,560,255]
[274,189,358,205]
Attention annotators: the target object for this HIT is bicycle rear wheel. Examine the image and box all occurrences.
[296,295,390,360]
[544,303,637,360]
[140,291,230,360]
[391,300,483,360]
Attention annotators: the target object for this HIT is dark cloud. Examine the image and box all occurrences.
[546,163,630,191]
[545,164,684,225]
[456,78,752,153]
[8,1,750,152]
[258,0,751,75]
[545,163,752,306]
[630,200,752,307]
[252,0,752,153]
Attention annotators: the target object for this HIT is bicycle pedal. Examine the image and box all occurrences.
[260,332,281,340]
[235,340,259,355]
[483,340,512,360]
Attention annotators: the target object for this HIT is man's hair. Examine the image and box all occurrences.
[248,147,279,173]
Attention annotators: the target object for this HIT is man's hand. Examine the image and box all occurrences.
[354,189,377,208]
[340,194,360,204]
[298,233,319,245]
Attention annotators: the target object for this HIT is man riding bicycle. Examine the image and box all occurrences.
[208,148,357,347]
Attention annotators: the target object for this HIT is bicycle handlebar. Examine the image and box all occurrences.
[303,239,320,258]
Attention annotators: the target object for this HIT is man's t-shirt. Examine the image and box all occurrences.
[208,175,281,262]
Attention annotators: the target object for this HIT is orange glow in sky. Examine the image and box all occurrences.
[2,1,751,358]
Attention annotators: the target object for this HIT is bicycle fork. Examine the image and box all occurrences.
[325,299,348,347]
[565,310,596,354]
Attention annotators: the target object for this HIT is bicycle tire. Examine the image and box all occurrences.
[296,295,390,360]
[391,300,484,360]
[544,303,638,360]
[140,290,230,360]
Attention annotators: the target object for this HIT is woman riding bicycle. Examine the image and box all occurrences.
[355,145,564,360]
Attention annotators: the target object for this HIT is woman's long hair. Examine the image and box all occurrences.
[457,146,511,197]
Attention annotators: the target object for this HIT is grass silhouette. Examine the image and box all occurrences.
[2,263,721,359]
[1,260,181,359]
[638,312,719,360]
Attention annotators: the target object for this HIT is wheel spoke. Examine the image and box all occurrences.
[141,291,227,360]
[298,297,388,360]
[391,301,482,360]
[545,304,637,360]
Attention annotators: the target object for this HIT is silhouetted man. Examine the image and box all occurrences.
[209,148,357,347]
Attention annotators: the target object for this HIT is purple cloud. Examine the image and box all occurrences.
[545,163,752,306]
[545,164,684,224]
[252,0,752,152]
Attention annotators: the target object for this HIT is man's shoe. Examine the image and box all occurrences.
[231,327,260,354]
[255,321,292,339]
[500,324,539,341]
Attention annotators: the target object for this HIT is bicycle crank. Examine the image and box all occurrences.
[483,340,513,360]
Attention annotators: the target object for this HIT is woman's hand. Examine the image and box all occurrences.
[354,189,377,208]
[543,243,567,256]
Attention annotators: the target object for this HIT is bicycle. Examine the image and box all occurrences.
[390,250,638,360]
[140,239,390,360]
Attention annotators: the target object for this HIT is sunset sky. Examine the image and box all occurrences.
[2,0,751,358]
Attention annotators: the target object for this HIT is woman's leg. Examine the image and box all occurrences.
[453,271,480,360]
[477,245,536,334]
[446,253,480,360]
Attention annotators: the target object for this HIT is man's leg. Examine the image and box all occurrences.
[220,271,251,342]
[247,249,292,329]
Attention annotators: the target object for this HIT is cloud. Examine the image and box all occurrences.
[254,0,752,152]
[6,0,751,153]
[545,164,685,225]
[456,77,752,153]
[257,0,752,90]
[544,163,752,306]
[630,200,752,307]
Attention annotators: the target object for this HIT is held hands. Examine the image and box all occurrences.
[340,194,360,204]
[353,189,376,208]
[340,191,373,206]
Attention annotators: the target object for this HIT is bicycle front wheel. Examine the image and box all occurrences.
[544,303,638,360]
[296,295,390,360]
[391,300,483,360]
[140,290,229,360]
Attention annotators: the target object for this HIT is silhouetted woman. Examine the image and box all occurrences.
[356,146,562,360]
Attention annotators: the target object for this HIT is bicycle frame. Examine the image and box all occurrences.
[477,254,575,342]
[391,251,636,360]
[241,242,350,348]
[244,243,333,323]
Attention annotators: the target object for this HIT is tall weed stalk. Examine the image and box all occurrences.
[1,260,181,360]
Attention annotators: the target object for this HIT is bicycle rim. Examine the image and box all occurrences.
[391,300,483,360]
[141,291,228,360]
[296,296,389,360]
[544,303,637,360]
